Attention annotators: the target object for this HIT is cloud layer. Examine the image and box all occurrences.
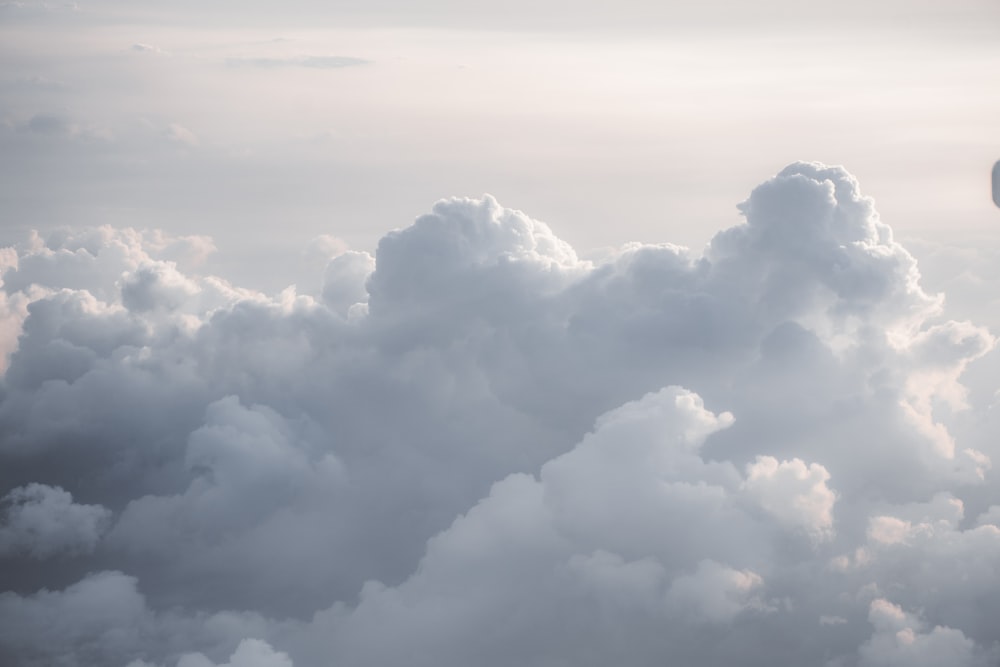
[0,162,998,666]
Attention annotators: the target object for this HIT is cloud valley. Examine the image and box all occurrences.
[0,162,998,667]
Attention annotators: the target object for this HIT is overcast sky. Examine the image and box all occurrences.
[2,2,1000,667]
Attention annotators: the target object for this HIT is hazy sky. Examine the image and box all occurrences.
[2,0,998,288]
[2,3,1000,667]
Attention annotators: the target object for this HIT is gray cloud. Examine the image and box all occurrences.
[176,639,293,667]
[0,571,148,667]
[0,484,111,558]
[856,598,991,667]
[20,113,75,137]
[0,163,997,666]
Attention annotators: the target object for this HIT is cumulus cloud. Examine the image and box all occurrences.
[857,598,991,667]
[320,250,373,315]
[121,260,200,312]
[742,455,836,541]
[0,484,111,558]
[0,571,148,666]
[0,162,997,666]
[177,639,293,667]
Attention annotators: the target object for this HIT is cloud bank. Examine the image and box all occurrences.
[0,162,997,666]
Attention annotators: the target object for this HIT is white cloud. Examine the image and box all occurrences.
[0,163,997,666]
[742,455,836,541]
[122,261,201,312]
[320,250,373,315]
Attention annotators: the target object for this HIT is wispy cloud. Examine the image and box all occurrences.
[225,55,369,69]
[131,42,166,54]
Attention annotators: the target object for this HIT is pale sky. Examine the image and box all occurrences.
[2,0,998,289]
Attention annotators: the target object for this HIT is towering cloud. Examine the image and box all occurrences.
[0,163,996,666]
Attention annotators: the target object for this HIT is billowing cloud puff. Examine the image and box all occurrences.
[0,571,148,667]
[299,388,805,666]
[0,163,997,666]
[742,455,836,541]
[0,569,284,667]
[856,599,991,667]
[320,250,374,315]
[176,639,293,667]
[0,484,111,558]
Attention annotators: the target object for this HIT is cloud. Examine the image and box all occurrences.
[165,124,199,147]
[0,484,111,558]
[0,1,77,18]
[132,43,164,54]
[11,112,112,143]
[177,639,293,667]
[857,599,991,667]
[0,571,148,667]
[20,113,76,137]
[320,250,374,315]
[741,455,836,541]
[0,163,997,666]
[0,570,283,667]
[225,56,369,69]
